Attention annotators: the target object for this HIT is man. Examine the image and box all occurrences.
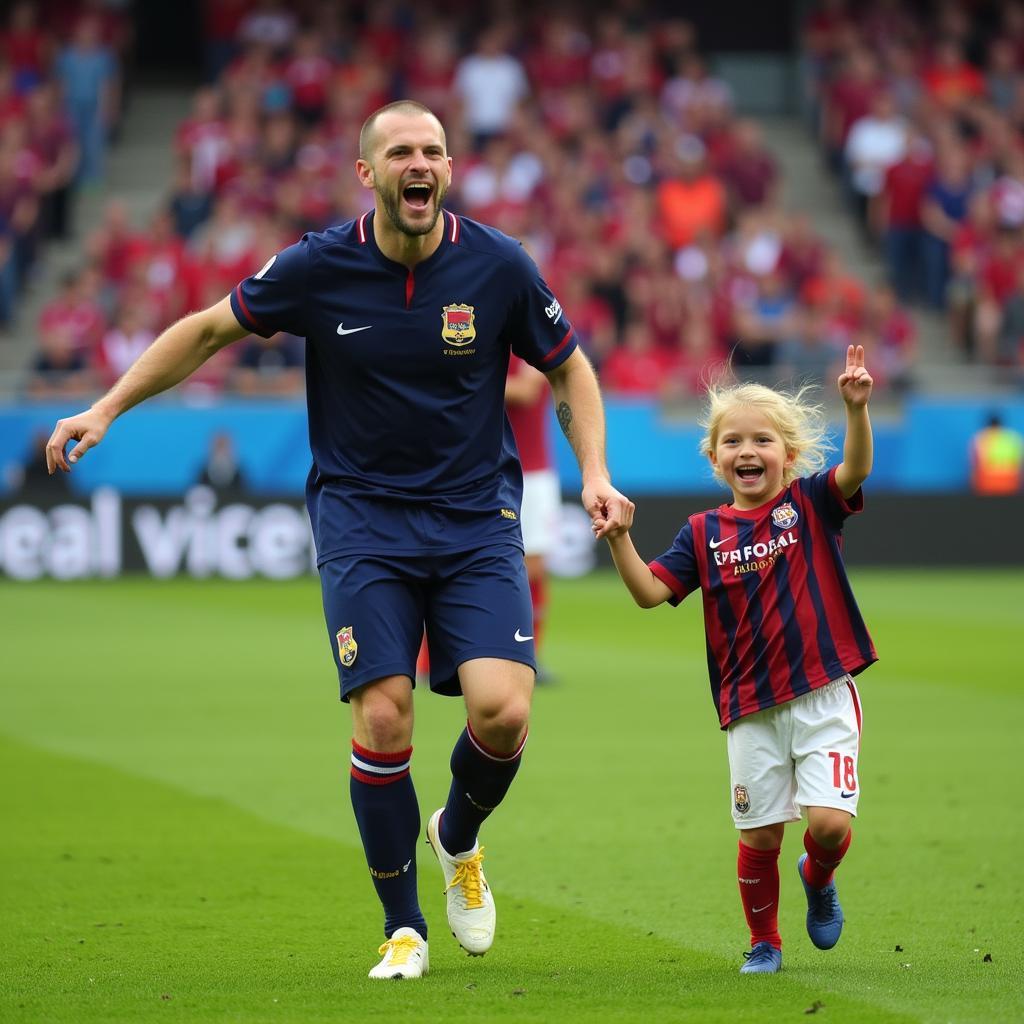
[45,100,631,980]
[505,354,560,681]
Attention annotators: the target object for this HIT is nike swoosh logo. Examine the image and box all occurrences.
[840,791,856,799]
[514,629,534,642]
[752,903,773,914]
[709,536,728,549]
[337,323,372,335]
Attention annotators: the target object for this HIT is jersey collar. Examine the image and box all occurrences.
[357,209,459,274]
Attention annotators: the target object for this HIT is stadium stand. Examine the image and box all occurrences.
[16,1,1024,399]
[10,1,941,403]
[803,0,1024,385]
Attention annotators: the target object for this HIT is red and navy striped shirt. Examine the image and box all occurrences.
[649,467,877,729]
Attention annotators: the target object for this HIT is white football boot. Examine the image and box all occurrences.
[367,927,429,980]
[426,809,495,956]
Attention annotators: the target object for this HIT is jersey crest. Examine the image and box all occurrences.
[336,626,358,668]
[733,785,751,814]
[441,303,476,346]
[771,502,799,529]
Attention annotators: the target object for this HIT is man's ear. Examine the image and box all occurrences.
[356,159,374,189]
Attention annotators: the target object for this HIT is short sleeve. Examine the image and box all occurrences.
[504,244,578,371]
[648,520,699,607]
[800,467,864,531]
[230,238,310,339]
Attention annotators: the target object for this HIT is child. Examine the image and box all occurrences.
[601,344,877,974]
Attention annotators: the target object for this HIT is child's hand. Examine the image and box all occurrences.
[838,344,873,408]
[595,502,634,540]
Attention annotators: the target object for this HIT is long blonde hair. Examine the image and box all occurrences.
[699,381,833,487]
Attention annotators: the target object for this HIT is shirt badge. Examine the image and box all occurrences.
[336,626,358,668]
[771,502,798,529]
[441,303,476,347]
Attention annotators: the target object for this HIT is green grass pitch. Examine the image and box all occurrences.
[1,569,1021,1023]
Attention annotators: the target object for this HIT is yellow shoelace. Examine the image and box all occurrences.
[445,847,486,910]
[377,935,421,966]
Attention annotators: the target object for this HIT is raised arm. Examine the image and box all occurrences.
[46,295,249,473]
[834,343,874,499]
[544,348,634,538]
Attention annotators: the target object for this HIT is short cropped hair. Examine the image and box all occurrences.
[699,381,833,487]
[359,100,445,161]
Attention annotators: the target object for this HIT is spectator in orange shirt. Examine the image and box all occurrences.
[656,134,726,250]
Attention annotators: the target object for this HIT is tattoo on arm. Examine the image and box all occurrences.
[556,401,573,442]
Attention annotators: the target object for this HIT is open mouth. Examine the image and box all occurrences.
[402,181,433,209]
[735,465,764,482]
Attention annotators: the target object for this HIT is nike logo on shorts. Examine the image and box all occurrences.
[337,322,372,335]
[514,629,533,642]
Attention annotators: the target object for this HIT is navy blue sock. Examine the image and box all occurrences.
[349,741,427,939]
[439,722,526,855]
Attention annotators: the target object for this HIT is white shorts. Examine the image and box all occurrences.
[520,468,561,556]
[726,675,863,829]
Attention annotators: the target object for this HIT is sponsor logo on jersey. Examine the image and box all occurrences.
[712,529,800,574]
[545,298,562,321]
[441,302,476,346]
[734,784,751,814]
[500,507,518,520]
[771,502,798,529]
[336,625,358,667]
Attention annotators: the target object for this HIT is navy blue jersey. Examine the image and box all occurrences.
[649,468,877,729]
[229,210,577,564]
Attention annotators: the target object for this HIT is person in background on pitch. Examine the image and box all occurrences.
[505,353,561,683]
[44,100,630,980]
[601,344,877,974]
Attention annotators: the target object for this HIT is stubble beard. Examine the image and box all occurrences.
[377,178,448,237]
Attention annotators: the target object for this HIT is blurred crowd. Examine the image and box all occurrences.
[806,0,1024,375]
[28,0,925,401]
[0,0,125,336]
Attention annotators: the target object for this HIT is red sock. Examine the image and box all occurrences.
[802,828,852,888]
[737,842,781,949]
[528,576,546,652]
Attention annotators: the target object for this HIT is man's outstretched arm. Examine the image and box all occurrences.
[544,348,634,538]
[46,296,249,473]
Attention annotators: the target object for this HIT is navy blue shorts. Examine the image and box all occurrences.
[319,543,535,700]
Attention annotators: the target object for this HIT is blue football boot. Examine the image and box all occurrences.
[740,941,783,974]
[797,853,844,949]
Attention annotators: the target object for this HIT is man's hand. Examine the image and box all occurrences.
[583,477,634,540]
[838,344,873,408]
[46,406,113,473]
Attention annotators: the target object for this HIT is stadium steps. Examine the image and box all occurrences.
[0,84,194,385]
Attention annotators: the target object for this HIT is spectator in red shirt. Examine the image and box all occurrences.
[878,130,933,302]
[823,46,882,173]
[285,30,334,125]
[862,281,916,391]
[24,81,77,239]
[974,226,1023,362]
[1,1,52,93]
[921,38,986,113]
[602,319,679,396]
[717,118,778,212]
